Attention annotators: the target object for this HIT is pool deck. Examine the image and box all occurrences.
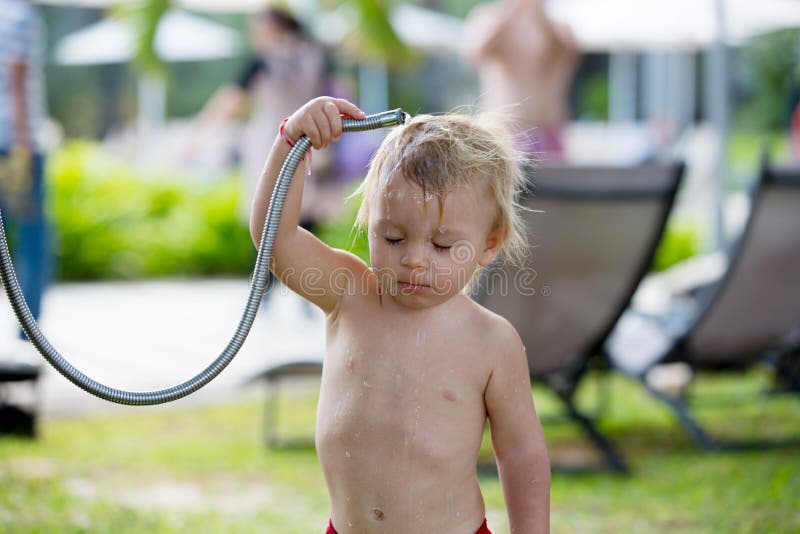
[0,278,324,418]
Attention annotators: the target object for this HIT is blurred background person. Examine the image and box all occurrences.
[195,6,328,227]
[789,39,800,160]
[462,0,579,160]
[191,6,333,314]
[0,0,50,343]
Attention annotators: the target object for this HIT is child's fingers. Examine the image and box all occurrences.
[313,112,333,148]
[322,101,343,140]
[302,114,322,149]
[333,98,365,119]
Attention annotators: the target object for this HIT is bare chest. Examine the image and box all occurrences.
[325,309,488,406]
[317,306,490,478]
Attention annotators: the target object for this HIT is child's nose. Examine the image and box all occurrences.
[401,243,427,268]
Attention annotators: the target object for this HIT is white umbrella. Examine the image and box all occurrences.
[53,9,243,147]
[54,9,242,65]
[545,0,800,52]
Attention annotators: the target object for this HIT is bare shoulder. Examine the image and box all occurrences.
[462,298,525,360]
[326,254,379,320]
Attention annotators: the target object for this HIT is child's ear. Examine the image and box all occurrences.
[478,227,505,267]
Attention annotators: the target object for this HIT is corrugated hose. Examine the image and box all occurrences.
[0,109,407,405]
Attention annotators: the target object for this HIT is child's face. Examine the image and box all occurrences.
[367,171,501,309]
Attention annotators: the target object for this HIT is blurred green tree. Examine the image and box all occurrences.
[736,29,800,130]
[113,0,171,78]
[121,0,412,80]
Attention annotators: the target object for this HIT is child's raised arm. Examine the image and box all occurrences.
[249,97,368,314]
[485,320,551,534]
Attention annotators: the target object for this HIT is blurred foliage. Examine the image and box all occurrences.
[652,221,702,272]
[124,0,412,74]
[575,71,609,121]
[47,142,255,280]
[315,188,370,264]
[735,29,800,130]
[440,0,483,18]
[112,0,171,78]
[341,0,413,64]
[166,58,248,118]
[726,129,793,190]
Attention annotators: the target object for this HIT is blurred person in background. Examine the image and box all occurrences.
[462,0,579,160]
[789,39,800,160]
[197,6,328,228]
[0,0,50,343]
[194,6,331,314]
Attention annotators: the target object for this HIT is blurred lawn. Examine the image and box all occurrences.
[1,370,798,533]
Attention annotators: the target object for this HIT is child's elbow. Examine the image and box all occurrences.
[250,228,260,250]
[520,447,551,492]
[250,216,263,249]
[497,440,550,475]
[522,442,551,480]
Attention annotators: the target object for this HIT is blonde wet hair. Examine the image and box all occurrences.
[352,112,529,267]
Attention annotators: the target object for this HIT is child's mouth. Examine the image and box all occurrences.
[398,282,429,292]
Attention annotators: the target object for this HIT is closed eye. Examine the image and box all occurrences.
[433,243,452,252]
[385,237,403,246]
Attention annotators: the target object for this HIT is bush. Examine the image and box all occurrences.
[735,29,800,131]
[47,142,255,280]
[652,221,702,272]
[314,189,370,263]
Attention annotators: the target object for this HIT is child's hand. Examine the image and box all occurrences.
[284,97,365,150]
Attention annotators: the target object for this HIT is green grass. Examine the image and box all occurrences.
[1,370,798,533]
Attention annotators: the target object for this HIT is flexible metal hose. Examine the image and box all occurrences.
[0,108,407,405]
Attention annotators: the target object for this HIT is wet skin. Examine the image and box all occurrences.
[316,175,505,532]
[251,99,551,533]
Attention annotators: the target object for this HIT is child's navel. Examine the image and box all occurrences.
[371,508,385,521]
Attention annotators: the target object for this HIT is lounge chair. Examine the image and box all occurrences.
[0,360,41,437]
[249,356,323,447]
[608,161,800,449]
[474,162,685,471]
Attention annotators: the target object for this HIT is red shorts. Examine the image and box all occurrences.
[326,517,491,533]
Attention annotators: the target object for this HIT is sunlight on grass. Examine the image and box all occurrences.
[1,370,798,533]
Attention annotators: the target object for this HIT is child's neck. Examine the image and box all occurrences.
[378,289,464,315]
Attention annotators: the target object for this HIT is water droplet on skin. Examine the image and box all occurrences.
[363,379,372,388]
[345,450,351,458]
